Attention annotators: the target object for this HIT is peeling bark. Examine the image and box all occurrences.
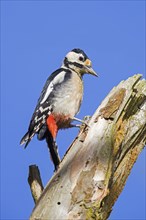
[30,74,146,220]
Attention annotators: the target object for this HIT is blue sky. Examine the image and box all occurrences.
[1,1,145,220]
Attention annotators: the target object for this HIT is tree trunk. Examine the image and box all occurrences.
[30,74,146,220]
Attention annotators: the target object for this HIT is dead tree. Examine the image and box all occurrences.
[29,74,146,220]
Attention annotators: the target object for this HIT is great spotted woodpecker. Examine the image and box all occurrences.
[20,48,97,170]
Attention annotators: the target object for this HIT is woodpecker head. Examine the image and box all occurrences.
[62,48,97,77]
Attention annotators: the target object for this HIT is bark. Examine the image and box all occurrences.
[30,74,146,220]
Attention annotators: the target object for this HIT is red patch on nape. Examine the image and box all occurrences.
[46,114,58,139]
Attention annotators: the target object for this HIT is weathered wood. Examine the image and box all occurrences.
[28,165,44,204]
[30,74,146,220]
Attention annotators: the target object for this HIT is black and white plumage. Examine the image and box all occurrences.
[20,48,97,170]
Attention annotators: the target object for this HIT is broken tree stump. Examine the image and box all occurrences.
[29,74,146,220]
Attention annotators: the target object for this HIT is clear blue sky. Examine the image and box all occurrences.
[1,1,145,220]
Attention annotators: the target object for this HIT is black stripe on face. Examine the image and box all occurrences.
[72,62,83,69]
[63,57,83,69]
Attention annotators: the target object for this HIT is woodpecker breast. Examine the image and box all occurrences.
[52,69,83,121]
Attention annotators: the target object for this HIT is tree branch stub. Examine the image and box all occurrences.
[28,165,44,204]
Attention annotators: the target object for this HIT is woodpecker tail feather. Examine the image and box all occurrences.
[46,131,61,171]
[37,124,47,140]
[20,132,32,148]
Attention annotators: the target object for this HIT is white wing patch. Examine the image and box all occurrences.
[40,71,66,104]
[40,82,53,104]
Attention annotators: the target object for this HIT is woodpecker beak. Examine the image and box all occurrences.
[84,59,98,77]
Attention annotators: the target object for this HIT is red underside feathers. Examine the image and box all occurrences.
[46,114,58,139]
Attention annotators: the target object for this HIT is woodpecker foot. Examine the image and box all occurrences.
[73,117,90,127]
[68,124,81,128]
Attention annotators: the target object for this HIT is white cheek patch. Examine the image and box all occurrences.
[40,71,66,104]
[66,51,80,63]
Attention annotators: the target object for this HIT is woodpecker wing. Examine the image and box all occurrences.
[20,68,71,147]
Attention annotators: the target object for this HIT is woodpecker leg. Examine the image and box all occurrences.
[73,117,90,127]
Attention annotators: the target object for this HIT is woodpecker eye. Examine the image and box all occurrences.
[79,56,84,61]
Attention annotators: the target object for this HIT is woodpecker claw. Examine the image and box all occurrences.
[72,117,90,128]
[69,124,81,128]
